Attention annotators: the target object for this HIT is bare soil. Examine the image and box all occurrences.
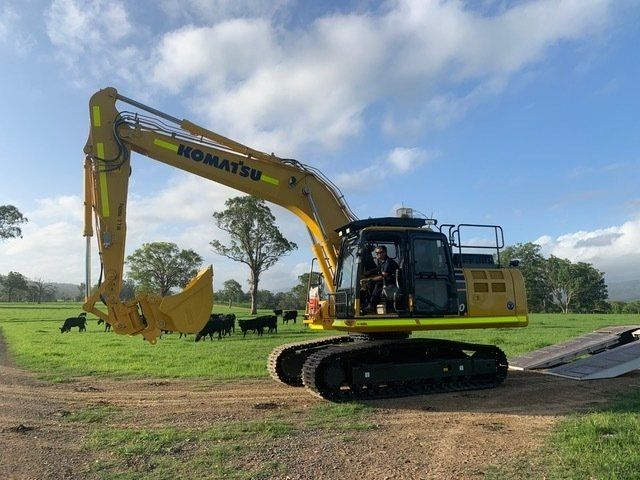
[1,332,639,480]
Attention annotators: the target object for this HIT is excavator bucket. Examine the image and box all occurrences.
[159,265,214,333]
[136,266,214,343]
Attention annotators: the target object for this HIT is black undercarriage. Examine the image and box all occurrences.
[268,334,508,401]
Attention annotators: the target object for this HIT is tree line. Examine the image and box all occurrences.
[0,197,300,311]
[0,270,316,309]
[0,272,58,303]
[501,243,612,313]
[3,201,638,313]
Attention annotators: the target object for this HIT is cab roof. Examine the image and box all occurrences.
[336,217,431,236]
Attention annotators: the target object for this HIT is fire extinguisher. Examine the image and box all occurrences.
[307,287,320,315]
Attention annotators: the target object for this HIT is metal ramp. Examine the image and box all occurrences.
[545,341,640,380]
[509,325,640,380]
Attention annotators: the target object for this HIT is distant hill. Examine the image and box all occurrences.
[52,282,82,300]
[607,280,640,302]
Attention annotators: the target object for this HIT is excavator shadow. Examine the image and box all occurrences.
[358,369,640,416]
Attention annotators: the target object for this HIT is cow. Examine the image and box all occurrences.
[238,318,263,338]
[261,315,277,334]
[60,313,87,333]
[282,310,298,324]
[221,313,236,336]
[238,315,277,338]
[97,318,111,332]
[273,309,283,320]
[195,314,225,342]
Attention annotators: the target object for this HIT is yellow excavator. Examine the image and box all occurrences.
[83,87,528,400]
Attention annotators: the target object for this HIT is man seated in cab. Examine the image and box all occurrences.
[364,245,399,313]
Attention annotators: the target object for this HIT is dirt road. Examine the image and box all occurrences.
[1,333,639,479]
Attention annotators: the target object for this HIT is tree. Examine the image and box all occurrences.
[545,256,578,313]
[609,300,626,314]
[2,271,29,302]
[31,278,55,304]
[76,282,86,302]
[119,279,136,301]
[274,291,297,310]
[221,279,244,306]
[211,196,297,314]
[570,262,608,313]
[126,242,203,296]
[622,300,640,314]
[257,289,278,309]
[0,205,28,240]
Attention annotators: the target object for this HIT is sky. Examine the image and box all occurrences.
[0,0,639,293]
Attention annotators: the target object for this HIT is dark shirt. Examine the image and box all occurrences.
[362,252,378,276]
[377,257,399,286]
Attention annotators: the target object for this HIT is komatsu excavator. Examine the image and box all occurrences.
[83,87,528,400]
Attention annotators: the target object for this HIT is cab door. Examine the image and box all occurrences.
[409,233,458,315]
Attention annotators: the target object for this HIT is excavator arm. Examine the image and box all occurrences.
[83,87,355,342]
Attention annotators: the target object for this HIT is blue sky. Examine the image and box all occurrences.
[0,0,639,292]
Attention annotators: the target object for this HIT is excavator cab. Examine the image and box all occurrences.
[331,217,460,319]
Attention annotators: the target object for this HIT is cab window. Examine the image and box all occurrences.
[337,239,359,290]
[413,238,449,276]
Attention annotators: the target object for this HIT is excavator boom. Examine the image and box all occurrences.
[83,87,355,342]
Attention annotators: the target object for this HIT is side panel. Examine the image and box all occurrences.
[464,268,514,317]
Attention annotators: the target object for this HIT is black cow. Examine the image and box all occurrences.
[60,313,87,333]
[238,315,277,338]
[238,318,263,338]
[97,318,111,332]
[221,313,236,336]
[273,309,283,319]
[261,315,277,334]
[282,310,298,324]
[195,315,225,341]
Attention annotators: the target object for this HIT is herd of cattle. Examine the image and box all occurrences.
[59,309,299,340]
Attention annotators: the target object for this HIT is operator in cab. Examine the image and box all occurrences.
[364,245,399,313]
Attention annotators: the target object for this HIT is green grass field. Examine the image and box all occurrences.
[0,302,333,381]
[1,302,639,478]
[1,302,637,381]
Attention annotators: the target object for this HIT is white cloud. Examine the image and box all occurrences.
[335,164,379,193]
[0,6,18,42]
[158,0,291,23]
[140,0,614,153]
[149,19,278,95]
[0,175,310,291]
[0,4,36,54]
[336,146,436,192]
[535,217,640,281]
[0,219,86,284]
[44,0,617,153]
[386,147,432,173]
[29,195,84,223]
[46,0,132,51]
[45,0,140,83]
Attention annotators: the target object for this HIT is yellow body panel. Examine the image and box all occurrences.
[304,267,528,332]
[325,315,528,332]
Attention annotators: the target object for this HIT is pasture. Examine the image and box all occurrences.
[0,302,637,382]
[1,302,640,479]
[0,302,320,381]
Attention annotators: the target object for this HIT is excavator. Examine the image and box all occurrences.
[82,87,528,400]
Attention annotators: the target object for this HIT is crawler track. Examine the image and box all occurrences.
[301,338,508,401]
[267,336,353,386]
